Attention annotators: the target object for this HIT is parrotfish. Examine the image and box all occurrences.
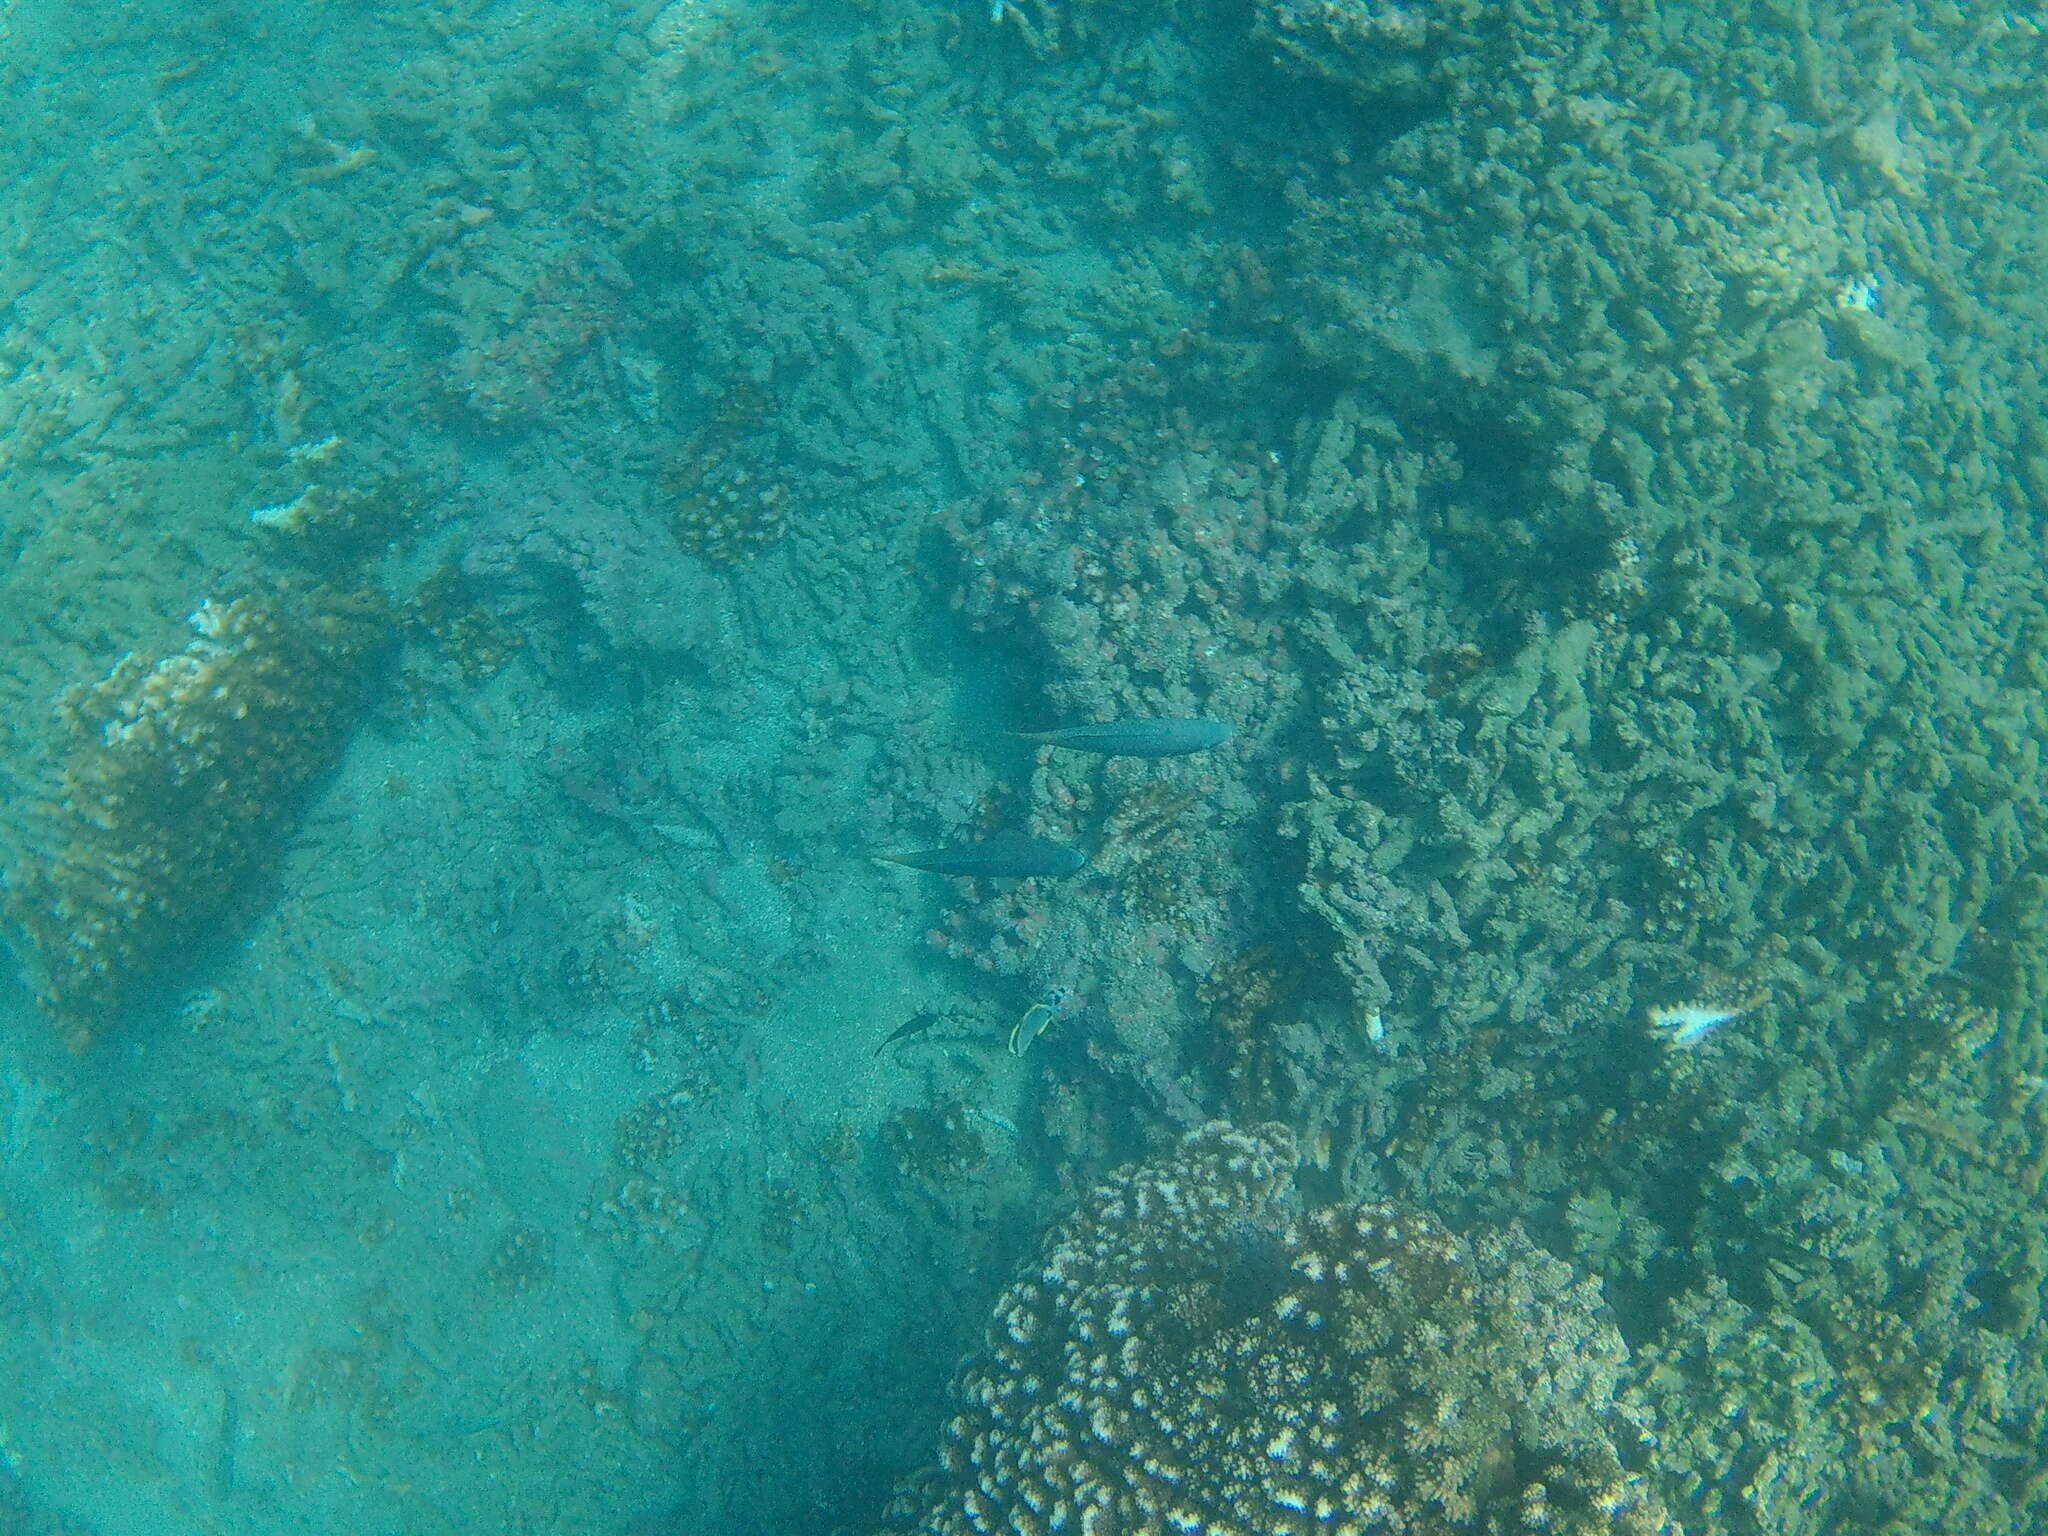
[875,831,1087,878]
[1015,717,1234,757]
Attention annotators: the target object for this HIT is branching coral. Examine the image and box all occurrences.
[878,1121,1671,1536]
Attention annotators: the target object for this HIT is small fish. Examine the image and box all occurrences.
[1009,986,1070,1055]
[875,1009,940,1055]
[875,831,1087,879]
[1647,995,1763,1049]
[1014,717,1234,758]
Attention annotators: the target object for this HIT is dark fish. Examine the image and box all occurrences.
[875,832,1088,878]
[875,1009,940,1055]
[1015,717,1234,758]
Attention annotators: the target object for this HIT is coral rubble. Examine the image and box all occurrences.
[878,1121,1668,1536]
[4,586,387,1044]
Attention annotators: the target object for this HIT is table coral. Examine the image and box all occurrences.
[877,1121,1671,1536]
[3,585,386,1045]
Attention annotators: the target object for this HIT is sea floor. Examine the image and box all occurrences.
[0,494,1050,1533]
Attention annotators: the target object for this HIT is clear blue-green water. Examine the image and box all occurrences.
[0,0,2043,1532]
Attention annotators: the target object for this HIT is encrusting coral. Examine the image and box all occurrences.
[877,1121,1671,1536]
[3,584,386,1046]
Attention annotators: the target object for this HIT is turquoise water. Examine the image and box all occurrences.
[0,0,2043,1531]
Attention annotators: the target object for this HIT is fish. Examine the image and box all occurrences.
[1014,717,1235,757]
[1008,986,1070,1055]
[875,831,1088,879]
[1647,994,1764,1049]
[875,1009,940,1055]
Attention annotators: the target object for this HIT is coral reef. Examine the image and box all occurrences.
[878,1121,1668,1536]
[1628,994,2048,1536]
[457,441,732,672]
[1252,0,1477,106]
[427,231,633,430]
[657,384,791,565]
[937,357,1312,1136]
[405,561,524,683]
[1198,943,1294,1118]
[8,0,2048,1528]
[3,585,387,1044]
[662,448,789,565]
[1257,0,2048,1049]
[883,1096,992,1188]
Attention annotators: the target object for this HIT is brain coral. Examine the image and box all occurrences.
[878,1122,1671,1536]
